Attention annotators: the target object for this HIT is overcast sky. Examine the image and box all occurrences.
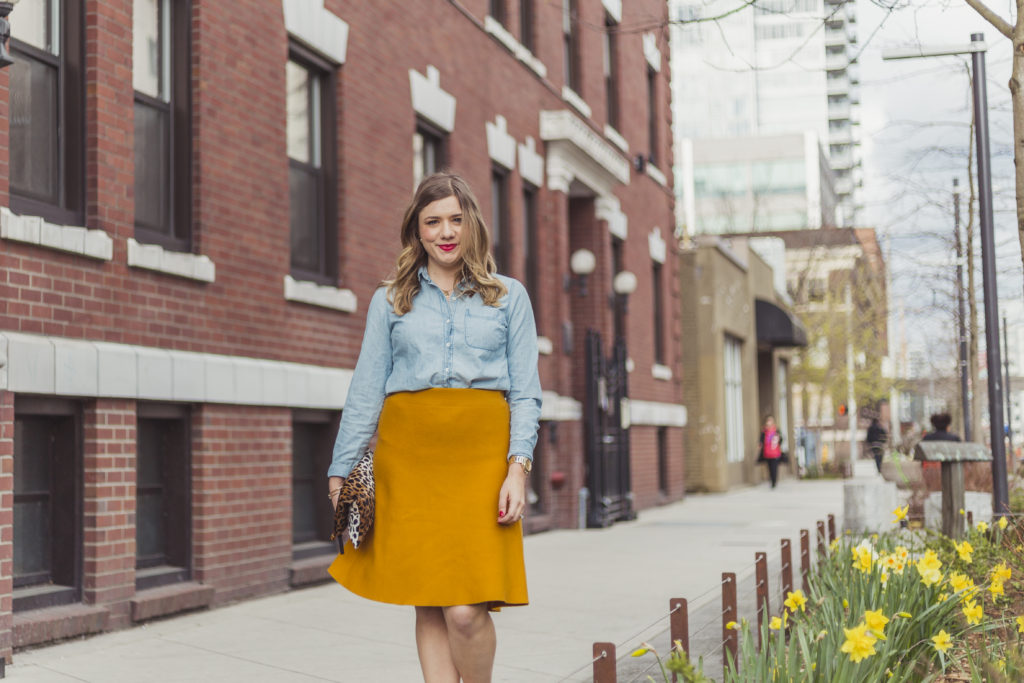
[856,0,1022,363]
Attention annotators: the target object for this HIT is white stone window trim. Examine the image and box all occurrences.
[0,330,353,409]
[646,163,668,187]
[540,390,582,421]
[127,238,216,283]
[561,86,592,119]
[643,32,662,72]
[604,124,628,154]
[483,16,547,79]
[602,0,622,22]
[282,0,349,65]
[652,363,673,381]
[649,227,666,264]
[518,136,545,188]
[540,109,631,193]
[629,398,687,427]
[486,115,517,170]
[283,275,357,313]
[410,65,456,133]
[596,195,628,240]
[537,336,553,355]
[1,207,113,261]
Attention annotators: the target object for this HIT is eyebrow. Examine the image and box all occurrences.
[423,212,463,220]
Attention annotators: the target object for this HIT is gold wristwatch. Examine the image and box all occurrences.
[508,455,532,474]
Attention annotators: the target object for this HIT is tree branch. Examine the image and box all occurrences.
[963,0,1013,40]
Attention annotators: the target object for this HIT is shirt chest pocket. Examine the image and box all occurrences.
[464,307,507,351]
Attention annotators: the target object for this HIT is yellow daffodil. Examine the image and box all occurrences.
[962,600,983,626]
[991,562,1011,583]
[840,623,877,663]
[949,572,976,601]
[977,520,989,533]
[892,505,908,524]
[988,579,1004,599]
[954,540,974,564]
[880,570,889,586]
[784,589,807,613]
[830,538,840,552]
[852,541,875,574]
[631,645,653,657]
[998,516,1008,530]
[726,621,738,630]
[815,629,828,641]
[938,592,949,603]
[959,508,965,516]
[895,546,909,561]
[864,609,888,640]
[916,549,943,586]
[843,598,849,609]
[932,630,952,654]
[998,659,1007,673]
[769,616,782,630]
[1016,616,1024,633]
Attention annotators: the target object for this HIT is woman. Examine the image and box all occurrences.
[326,172,542,683]
[758,415,784,488]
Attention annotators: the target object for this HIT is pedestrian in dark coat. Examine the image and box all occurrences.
[866,418,888,473]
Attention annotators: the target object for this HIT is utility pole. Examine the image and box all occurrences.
[882,33,1009,513]
[954,178,971,441]
[846,283,857,472]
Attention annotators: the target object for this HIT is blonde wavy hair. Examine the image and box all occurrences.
[386,172,507,315]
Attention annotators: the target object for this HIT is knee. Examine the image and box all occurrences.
[443,605,487,638]
[416,606,445,626]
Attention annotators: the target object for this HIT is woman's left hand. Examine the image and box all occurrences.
[497,464,527,525]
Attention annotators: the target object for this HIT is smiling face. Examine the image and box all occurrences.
[418,194,464,276]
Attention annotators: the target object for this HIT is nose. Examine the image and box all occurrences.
[440,219,456,238]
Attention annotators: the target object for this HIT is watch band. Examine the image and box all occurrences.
[508,455,532,474]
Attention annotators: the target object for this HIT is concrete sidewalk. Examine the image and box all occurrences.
[7,474,855,682]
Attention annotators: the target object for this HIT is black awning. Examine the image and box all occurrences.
[755,298,808,348]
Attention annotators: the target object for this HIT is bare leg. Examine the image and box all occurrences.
[415,606,459,683]
[443,604,496,683]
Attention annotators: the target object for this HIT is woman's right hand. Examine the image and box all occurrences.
[328,476,345,510]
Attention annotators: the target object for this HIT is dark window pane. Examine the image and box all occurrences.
[292,480,316,541]
[292,418,334,546]
[520,0,534,51]
[14,500,51,579]
[134,100,170,234]
[290,163,320,273]
[136,492,165,560]
[10,52,59,204]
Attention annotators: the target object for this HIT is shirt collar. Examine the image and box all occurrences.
[418,266,469,292]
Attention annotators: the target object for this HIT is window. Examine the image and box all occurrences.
[488,0,506,26]
[603,15,619,129]
[287,46,338,283]
[657,427,669,495]
[777,360,790,450]
[136,404,190,590]
[647,66,658,166]
[491,168,509,274]
[13,398,80,611]
[413,119,446,189]
[520,0,535,52]
[612,237,625,343]
[652,261,665,364]
[133,0,191,250]
[522,184,540,320]
[292,411,337,559]
[724,335,745,463]
[562,0,580,92]
[9,0,84,225]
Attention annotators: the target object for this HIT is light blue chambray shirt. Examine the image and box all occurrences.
[327,267,543,479]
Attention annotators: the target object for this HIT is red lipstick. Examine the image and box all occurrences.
[439,244,457,252]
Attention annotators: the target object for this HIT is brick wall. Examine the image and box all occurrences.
[191,406,292,605]
[82,400,137,627]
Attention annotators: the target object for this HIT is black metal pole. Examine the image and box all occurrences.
[1004,315,1013,453]
[954,178,971,441]
[971,33,1010,513]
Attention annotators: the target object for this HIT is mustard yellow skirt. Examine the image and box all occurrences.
[328,388,528,608]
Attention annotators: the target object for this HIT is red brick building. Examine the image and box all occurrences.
[0,0,683,654]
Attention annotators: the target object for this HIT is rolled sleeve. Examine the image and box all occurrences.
[504,281,543,461]
[328,288,393,478]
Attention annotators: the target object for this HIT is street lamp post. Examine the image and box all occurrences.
[883,33,1009,513]
[953,178,971,442]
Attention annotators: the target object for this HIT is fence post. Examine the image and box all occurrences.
[800,529,810,593]
[816,520,826,557]
[828,513,837,542]
[967,510,974,528]
[781,538,793,598]
[722,572,738,677]
[755,552,769,649]
[593,642,616,683]
[670,598,689,682]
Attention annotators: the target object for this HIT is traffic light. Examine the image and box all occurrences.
[838,403,848,417]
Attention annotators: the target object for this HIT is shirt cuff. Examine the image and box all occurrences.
[507,442,535,463]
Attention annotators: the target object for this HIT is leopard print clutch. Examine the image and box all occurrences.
[330,449,375,553]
